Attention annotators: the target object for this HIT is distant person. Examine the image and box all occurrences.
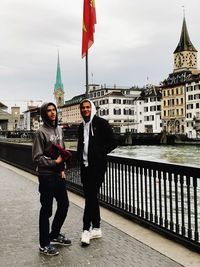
[32,102,71,256]
[77,99,117,246]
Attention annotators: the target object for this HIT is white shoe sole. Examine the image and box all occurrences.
[90,235,102,240]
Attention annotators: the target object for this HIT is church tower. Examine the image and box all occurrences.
[161,14,199,135]
[173,16,198,72]
[54,52,64,108]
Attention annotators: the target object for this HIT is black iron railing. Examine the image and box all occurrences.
[102,156,200,252]
[0,141,199,252]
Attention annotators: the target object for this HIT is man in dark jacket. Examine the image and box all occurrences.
[32,102,71,256]
[77,99,117,246]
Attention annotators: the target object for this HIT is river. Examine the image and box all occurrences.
[111,145,200,168]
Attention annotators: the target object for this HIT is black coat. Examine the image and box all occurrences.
[77,115,117,183]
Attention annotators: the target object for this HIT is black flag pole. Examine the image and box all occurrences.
[85,52,89,98]
[82,0,96,99]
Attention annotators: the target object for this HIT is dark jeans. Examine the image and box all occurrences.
[38,174,69,247]
[81,167,103,231]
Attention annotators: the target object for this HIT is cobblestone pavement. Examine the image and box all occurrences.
[0,163,183,267]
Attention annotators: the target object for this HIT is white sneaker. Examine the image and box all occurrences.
[81,230,90,245]
[90,228,102,239]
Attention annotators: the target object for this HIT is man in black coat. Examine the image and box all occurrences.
[77,99,117,246]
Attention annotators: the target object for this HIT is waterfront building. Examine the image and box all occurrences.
[161,16,200,136]
[61,84,143,134]
[0,102,23,131]
[61,94,85,126]
[23,102,43,131]
[0,102,12,130]
[88,84,142,133]
[61,84,163,134]
[23,107,42,131]
[185,78,200,138]
[138,85,162,133]
[133,96,144,133]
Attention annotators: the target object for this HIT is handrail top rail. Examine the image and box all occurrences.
[107,154,200,177]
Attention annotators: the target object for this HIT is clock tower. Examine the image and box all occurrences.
[161,15,199,136]
[54,52,64,108]
[173,17,197,72]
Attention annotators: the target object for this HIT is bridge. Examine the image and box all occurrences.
[0,141,200,266]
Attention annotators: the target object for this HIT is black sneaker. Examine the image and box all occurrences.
[39,244,59,256]
[51,233,72,246]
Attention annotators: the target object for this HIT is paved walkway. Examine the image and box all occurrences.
[0,162,185,267]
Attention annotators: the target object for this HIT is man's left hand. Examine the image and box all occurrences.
[60,171,66,179]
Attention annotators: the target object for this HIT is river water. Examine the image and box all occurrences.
[111,145,200,168]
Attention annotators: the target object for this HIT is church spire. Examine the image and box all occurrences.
[174,16,197,53]
[54,51,64,108]
[54,51,64,91]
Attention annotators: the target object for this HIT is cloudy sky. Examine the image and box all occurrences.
[0,0,199,112]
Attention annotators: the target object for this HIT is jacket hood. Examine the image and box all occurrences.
[80,99,96,125]
[40,102,58,128]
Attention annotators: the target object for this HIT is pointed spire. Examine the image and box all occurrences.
[174,16,197,53]
[54,51,64,91]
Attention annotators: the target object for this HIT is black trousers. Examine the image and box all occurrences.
[38,174,69,247]
[81,166,103,231]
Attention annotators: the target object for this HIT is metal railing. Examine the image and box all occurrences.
[0,141,199,252]
[103,156,200,252]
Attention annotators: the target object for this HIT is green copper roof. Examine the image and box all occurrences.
[54,52,64,91]
[174,17,197,53]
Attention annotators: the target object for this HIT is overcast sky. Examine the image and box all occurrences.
[0,0,199,112]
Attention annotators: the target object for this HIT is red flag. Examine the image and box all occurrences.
[82,0,97,58]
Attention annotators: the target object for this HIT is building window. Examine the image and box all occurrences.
[123,109,129,115]
[186,113,192,118]
[113,99,121,104]
[150,106,153,111]
[187,104,193,109]
[114,109,121,115]
[100,109,109,116]
[150,115,154,121]
[157,105,161,111]
[194,94,200,100]
[194,84,200,90]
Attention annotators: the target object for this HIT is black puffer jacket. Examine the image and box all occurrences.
[77,115,117,182]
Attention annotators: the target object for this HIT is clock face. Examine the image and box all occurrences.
[56,91,62,97]
[174,53,184,68]
[185,52,197,67]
